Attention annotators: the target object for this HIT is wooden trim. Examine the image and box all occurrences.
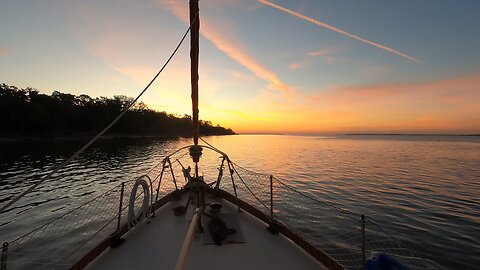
[189,0,200,144]
[175,208,200,270]
[213,189,344,270]
[70,189,187,270]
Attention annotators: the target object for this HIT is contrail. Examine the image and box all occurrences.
[258,0,420,63]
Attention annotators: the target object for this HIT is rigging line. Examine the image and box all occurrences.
[199,137,224,156]
[0,12,200,214]
[229,162,271,211]
[56,208,122,266]
[8,182,123,245]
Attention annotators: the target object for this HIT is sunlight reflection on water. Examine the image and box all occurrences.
[0,135,479,269]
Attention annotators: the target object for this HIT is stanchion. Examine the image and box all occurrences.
[116,182,125,231]
[1,242,8,270]
[361,214,366,270]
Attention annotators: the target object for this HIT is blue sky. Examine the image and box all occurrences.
[1,0,480,133]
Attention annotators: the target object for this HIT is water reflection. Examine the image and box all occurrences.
[0,135,479,269]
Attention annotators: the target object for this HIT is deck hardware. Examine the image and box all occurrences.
[154,159,167,210]
[189,145,203,163]
[226,160,241,212]
[214,156,226,191]
[166,158,179,192]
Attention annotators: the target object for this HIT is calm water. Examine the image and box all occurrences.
[0,135,479,269]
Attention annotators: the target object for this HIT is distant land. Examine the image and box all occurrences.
[236,133,480,137]
[0,84,236,139]
[345,133,480,136]
[240,132,285,135]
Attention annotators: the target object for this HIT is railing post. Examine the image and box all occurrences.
[267,175,278,234]
[1,242,8,270]
[214,156,226,191]
[167,158,179,191]
[116,182,125,231]
[270,175,274,222]
[361,214,366,270]
[155,160,167,205]
[225,159,241,212]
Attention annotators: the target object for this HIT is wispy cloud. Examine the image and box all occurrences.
[308,48,336,57]
[288,62,304,70]
[229,70,257,81]
[289,46,344,70]
[308,47,346,64]
[70,2,159,85]
[257,0,420,63]
[239,71,480,134]
[317,72,480,104]
[304,72,480,133]
[202,21,290,92]
[158,0,292,94]
[0,47,13,55]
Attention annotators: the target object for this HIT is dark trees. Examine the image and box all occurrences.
[0,84,235,138]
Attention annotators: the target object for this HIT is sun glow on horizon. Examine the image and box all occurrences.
[1,0,480,135]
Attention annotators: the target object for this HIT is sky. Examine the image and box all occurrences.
[1,0,480,134]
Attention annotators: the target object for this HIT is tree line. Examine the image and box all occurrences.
[0,84,235,138]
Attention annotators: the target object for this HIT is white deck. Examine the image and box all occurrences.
[87,192,326,270]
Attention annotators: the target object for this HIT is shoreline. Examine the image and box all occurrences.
[0,133,236,142]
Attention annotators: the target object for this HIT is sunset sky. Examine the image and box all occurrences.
[1,0,480,134]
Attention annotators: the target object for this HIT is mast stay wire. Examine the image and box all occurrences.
[0,12,200,214]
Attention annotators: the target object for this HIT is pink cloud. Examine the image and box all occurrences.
[158,0,292,94]
[303,72,480,133]
[70,2,160,81]
[0,47,13,55]
[289,46,344,70]
[320,72,480,103]
[308,48,337,57]
[246,71,480,134]
[229,71,257,81]
[288,62,304,70]
[308,49,346,63]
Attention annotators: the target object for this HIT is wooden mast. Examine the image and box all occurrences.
[189,0,202,180]
[190,0,200,146]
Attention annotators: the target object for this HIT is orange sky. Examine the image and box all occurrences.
[202,71,480,134]
[1,0,480,134]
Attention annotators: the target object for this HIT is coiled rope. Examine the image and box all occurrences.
[128,177,151,230]
[0,12,199,214]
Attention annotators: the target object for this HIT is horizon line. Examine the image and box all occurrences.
[236,132,480,136]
